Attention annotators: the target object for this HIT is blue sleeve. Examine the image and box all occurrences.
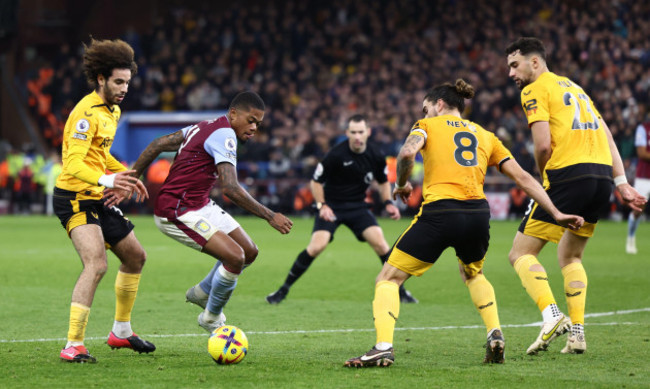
[204,128,238,167]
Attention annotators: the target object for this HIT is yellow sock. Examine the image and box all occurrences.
[115,271,141,322]
[68,303,90,343]
[466,274,501,333]
[373,280,400,345]
[562,262,587,325]
[513,255,556,312]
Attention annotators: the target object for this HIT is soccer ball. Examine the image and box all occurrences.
[207,325,248,364]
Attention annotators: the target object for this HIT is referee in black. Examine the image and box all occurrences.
[266,114,418,304]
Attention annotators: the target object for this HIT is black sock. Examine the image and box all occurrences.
[282,249,316,291]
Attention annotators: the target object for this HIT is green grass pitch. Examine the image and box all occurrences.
[0,214,648,388]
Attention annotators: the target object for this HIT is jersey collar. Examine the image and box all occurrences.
[89,90,116,113]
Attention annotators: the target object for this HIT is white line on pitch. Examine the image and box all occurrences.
[1,308,648,344]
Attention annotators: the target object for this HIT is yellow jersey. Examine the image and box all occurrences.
[410,115,512,203]
[520,72,612,186]
[55,91,127,200]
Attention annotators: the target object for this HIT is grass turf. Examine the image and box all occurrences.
[0,215,648,388]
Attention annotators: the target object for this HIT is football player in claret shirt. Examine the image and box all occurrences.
[506,37,646,355]
[54,38,154,363]
[266,114,418,305]
[110,91,293,333]
[345,79,583,367]
[626,116,650,254]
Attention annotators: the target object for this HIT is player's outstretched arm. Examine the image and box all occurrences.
[104,130,184,207]
[131,130,185,178]
[600,118,647,212]
[218,162,293,234]
[500,158,584,230]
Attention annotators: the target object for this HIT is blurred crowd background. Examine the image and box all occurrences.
[0,0,648,218]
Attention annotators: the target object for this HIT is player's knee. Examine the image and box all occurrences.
[223,247,246,272]
[507,250,520,266]
[244,244,259,265]
[87,261,108,281]
[127,248,147,271]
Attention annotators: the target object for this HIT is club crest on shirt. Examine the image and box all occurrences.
[225,137,236,152]
[76,118,90,133]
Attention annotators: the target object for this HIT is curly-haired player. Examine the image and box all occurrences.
[54,38,154,363]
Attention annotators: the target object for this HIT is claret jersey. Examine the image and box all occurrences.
[155,116,238,219]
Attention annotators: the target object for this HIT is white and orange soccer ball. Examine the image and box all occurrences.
[208,325,248,365]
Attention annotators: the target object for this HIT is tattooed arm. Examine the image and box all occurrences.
[218,162,293,234]
[393,134,425,202]
[131,130,185,178]
[103,130,185,207]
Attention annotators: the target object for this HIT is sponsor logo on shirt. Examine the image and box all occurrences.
[99,137,113,148]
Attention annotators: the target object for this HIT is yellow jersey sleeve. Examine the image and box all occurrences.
[64,109,103,185]
[486,133,513,169]
[106,154,128,173]
[410,120,428,141]
[521,83,550,125]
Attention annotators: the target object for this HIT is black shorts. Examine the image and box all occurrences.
[53,187,134,247]
[395,200,491,265]
[518,177,612,242]
[313,205,378,242]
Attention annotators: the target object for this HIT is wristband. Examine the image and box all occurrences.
[613,175,628,187]
[384,199,394,207]
[98,174,115,189]
[395,182,407,190]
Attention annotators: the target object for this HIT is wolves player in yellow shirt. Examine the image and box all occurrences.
[345,79,584,367]
[54,38,154,363]
[505,37,646,355]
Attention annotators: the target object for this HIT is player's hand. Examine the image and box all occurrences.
[111,170,140,191]
[554,213,584,231]
[132,179,149,202]
[269,212,293,234]
[385,203,401,220]
[103,188,129,207]
[392,182,413,204]
[617,183,647,213]
[319,205,336,222]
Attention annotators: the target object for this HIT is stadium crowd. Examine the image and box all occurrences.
[4,0,649,216]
